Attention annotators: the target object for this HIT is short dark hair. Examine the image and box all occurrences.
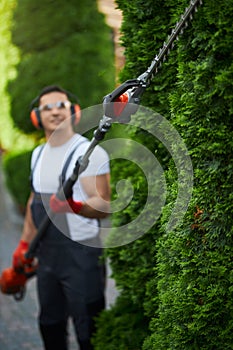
[30,85,79,111]
[38,85,68,103]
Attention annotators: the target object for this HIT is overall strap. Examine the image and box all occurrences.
[30,144,45,191]
[59,139,88,187]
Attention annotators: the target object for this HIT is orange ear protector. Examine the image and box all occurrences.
[30,107,43,130]
[70,103,81,127]
[30,91,81,130]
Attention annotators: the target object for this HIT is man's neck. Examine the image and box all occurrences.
[45,129,75,147]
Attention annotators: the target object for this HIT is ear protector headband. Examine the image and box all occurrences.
[30,89,81,129]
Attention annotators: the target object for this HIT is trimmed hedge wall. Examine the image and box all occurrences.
[93,0,233,349]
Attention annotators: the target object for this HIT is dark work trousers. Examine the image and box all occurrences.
[31,193,106,350]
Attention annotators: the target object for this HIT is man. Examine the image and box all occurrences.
[12,85,111,350]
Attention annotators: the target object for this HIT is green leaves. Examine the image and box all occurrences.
[8,0,115,134]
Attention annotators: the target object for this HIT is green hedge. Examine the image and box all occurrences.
[93,293,149,350]
[93,0,233,349]
[8,0,115,134]
[145,1,233,348]
[2,150,32,212]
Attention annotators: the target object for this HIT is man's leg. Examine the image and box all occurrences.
[65,240,106,349]
[37,265,68,350]
[39,321,68,350]
[73,296,105,350]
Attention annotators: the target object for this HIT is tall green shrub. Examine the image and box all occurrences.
[93,0,233,349]
[0,0,34,151]
[8,0,115,134]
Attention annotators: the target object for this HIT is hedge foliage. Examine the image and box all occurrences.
[8,0,115,134]
[93,0,233,349]
[2,150,32,211]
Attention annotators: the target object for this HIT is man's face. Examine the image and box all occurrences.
[39,91,73,133]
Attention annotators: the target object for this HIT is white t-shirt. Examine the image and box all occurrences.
[31,134,110,241]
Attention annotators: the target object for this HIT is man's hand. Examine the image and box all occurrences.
[49,194,83,214]
[12,240,32,271]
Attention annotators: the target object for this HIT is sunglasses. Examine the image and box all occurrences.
[39,100,71,112]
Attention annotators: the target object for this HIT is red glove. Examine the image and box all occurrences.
[49,194,83,214]
[12,240,31,270]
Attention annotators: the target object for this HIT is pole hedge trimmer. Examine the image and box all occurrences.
[0,0,203,301]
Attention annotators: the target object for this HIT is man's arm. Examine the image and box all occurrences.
[20,192,37,243]
[78,173,111,219]
[12,192,37,268]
